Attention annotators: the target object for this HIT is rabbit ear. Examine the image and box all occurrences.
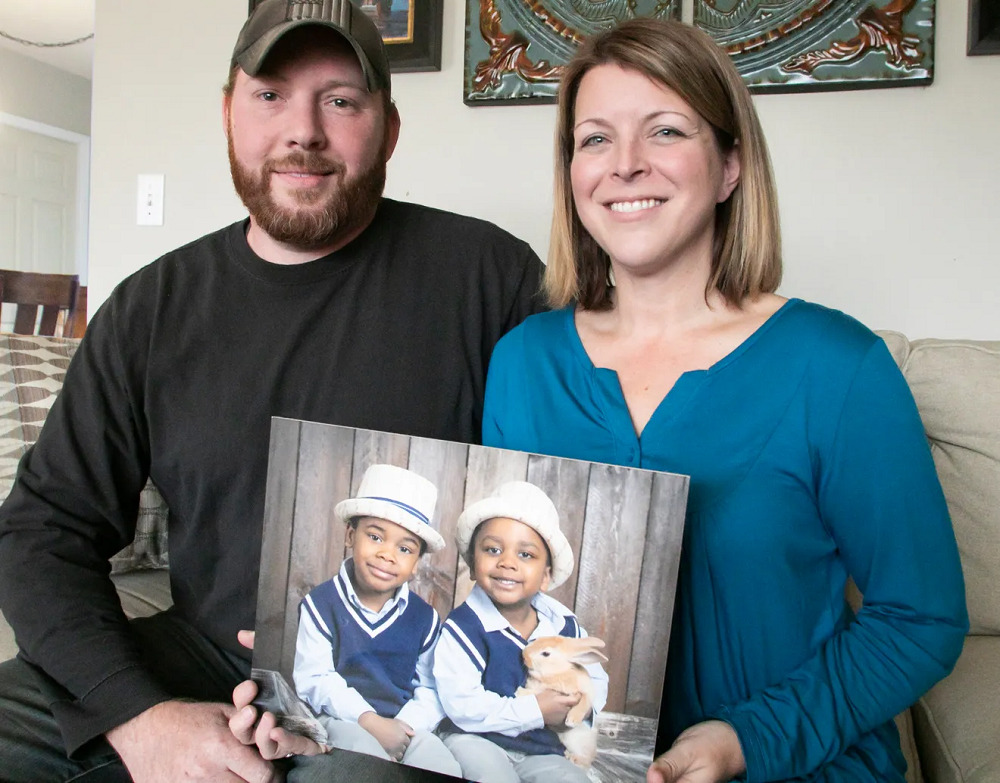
[569,636,608,664]
[573,649,609,664]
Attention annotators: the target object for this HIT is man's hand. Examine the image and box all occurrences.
[358,711,414,761]
[230,679,326,760]
[229,629,325,760]
[646,720,746,783]
[535,688,581,728]
[106,699,277,783]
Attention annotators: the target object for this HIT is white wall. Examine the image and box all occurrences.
[0,48,92,136]
[89,0,1000,338]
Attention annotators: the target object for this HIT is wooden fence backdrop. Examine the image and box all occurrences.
[254,418,688,719]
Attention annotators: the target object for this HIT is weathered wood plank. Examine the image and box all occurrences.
[280,423,355,675]
[407,436,470,619]
[254,417,301,672]
[628,471,688,718]
[575,464,653,714]
[525,455,591,609]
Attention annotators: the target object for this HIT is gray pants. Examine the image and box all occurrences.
[442,732,591,783]
[319,716,463,778]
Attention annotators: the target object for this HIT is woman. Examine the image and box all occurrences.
[482,19,967,783]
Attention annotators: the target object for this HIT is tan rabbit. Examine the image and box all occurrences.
[515,635,608,768]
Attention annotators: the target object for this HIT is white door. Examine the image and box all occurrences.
[0,123,78,275]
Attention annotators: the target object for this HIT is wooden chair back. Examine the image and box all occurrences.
[0,270,81,337]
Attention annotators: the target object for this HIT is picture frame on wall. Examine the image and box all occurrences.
[968,0,1000,55]
[247,1,443,72]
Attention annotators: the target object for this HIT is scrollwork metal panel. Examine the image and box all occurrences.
[695,0,935,92]
[464,0,681,104]
[464,0,934,104]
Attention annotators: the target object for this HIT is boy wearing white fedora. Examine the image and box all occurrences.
[293,464,461,777]
[433,481,609,783]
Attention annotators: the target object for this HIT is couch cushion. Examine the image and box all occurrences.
[111,569,174,618]
[0,334,169,573]
[112,482,170,573]
[0,608,15,663]
[0,334,77,488]
[878,332,1000,635]
[879,330,911,368]
[896,708,924,783]
[911,635,1000,783]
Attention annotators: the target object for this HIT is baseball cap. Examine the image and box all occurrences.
[231,0,391,93]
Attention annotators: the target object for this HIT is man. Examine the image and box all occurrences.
[0,2,543,781]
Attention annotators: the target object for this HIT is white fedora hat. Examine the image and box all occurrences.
[456,481,574,589]
[334,464,445,553]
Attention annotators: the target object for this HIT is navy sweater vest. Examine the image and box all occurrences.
[441,602,581,755]
[302,574,439,718]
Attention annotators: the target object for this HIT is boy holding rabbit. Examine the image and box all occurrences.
[433,481,609,783]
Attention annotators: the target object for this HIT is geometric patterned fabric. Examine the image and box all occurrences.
[0,334,169,573]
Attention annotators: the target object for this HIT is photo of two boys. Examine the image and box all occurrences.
[251,417,689,782]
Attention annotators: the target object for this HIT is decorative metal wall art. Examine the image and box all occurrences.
[695,0,935,92]
[968,0,1000,55]
[464,0,935,104]
[464,0,681,105]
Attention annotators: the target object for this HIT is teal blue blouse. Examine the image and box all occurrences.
[482,299,967,782]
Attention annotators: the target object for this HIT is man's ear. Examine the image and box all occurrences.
[383,101,401,162]
[540,565,552,593]
[345,524,355,549]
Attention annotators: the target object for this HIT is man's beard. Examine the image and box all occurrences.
[227,132,387,252]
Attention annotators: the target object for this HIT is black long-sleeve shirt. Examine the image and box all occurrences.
[0,199,544,755]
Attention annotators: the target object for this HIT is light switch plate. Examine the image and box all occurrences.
[137,174,164,226]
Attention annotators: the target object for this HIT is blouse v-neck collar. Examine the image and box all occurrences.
[561,298,802,444]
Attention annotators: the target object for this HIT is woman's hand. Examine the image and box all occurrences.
[646,720,746,783]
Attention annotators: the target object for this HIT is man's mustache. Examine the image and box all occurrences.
[265,152,346,177]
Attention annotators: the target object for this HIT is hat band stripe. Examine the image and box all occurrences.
[363,496,431,526]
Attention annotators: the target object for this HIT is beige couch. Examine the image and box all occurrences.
[877,332,1000,783]
[0,335,172,660]
[0,331,996,783]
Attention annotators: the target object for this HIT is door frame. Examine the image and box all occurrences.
[0,112,90,284]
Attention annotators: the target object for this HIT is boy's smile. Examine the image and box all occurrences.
[471,517,552,618]
[347,516,422,612]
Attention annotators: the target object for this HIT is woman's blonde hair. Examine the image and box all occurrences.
[547,18,781,310]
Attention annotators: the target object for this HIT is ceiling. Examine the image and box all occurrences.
[0,0,95,80]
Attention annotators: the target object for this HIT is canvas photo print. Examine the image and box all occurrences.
[252,418,688,781]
